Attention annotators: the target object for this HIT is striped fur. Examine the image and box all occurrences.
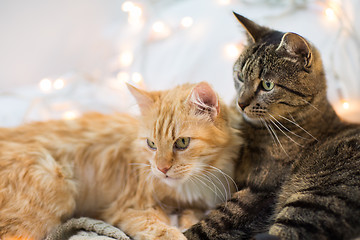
[185,14,360,240]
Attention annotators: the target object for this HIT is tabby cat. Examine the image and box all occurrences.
[0,82,241,240]
[185,13,360,240]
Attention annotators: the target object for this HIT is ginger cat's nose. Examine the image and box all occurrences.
[158,165,171,174]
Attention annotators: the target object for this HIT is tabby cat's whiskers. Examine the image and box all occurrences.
[266,118,289,156]
[268,114,303,147]
[301,98,322,113]
[260,117,278,146]
[269,114,308,140]
[185,13,360,240]
[278,114,318,141]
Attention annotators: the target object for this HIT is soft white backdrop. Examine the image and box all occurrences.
[0,0,359,127]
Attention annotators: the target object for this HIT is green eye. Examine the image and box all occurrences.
[262,81,274,91]
[146,139,157,150]
[174,137,190,150]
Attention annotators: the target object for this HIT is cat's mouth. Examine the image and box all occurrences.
[242,112,263,126]
[236,100,265,125]
[151,168,186,186]
[161,176,183,187]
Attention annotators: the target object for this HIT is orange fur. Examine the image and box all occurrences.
[0,82,242,240]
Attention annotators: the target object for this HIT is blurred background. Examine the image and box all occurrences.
[0,0,359,127]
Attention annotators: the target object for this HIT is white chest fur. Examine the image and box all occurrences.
[174,169,235,209]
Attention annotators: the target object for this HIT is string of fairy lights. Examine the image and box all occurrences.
[318,0,360,119]
[1,0,359,124]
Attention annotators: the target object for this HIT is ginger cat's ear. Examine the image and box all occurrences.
[126,83,155,114]
[188,82,220,120]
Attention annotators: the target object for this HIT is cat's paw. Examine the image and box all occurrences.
[136,229,186,240]
[156,227,187,240]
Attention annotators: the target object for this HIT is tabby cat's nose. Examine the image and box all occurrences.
[238,101,249,111]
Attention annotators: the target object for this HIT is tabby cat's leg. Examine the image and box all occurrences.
[0,145,77,239]
[268,140,360,240]
[184,188,276,240]
[267,190,360,240]
[103,206,187,240]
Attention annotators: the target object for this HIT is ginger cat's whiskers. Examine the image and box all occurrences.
[0,82,241,240]
[205,164,239,192]
[191,175,221,203]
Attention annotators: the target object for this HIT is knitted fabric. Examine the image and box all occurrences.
[45,217,130,240]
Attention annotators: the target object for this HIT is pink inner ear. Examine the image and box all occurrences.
[190,82,220,117]
[197,87,217,107]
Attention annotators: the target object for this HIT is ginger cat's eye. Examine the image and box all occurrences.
[146,139,157,150]
[261,80,274,91]
[174,137,190,150]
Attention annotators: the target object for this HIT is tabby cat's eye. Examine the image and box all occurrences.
[146,139,157,150]
[261,80,274,91]
[174,137,190,150]
[236,72,244,82]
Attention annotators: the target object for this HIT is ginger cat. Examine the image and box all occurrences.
[0,82,241,240]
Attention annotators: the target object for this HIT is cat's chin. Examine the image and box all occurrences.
[160,176,186,187]
[242,113,263,126]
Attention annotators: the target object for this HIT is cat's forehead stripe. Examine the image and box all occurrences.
[240,44,275,81]
[163,108,175,139]
[243,57,257,80]
[155,112,164,139]
[242,59,251,75]
[153,108,160,138]
[154,104,176,141]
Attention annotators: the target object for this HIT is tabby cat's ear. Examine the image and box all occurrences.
[233,12,267,43]
[277,32,313,69]
[188,82,220,120]
[126,83,155,114]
